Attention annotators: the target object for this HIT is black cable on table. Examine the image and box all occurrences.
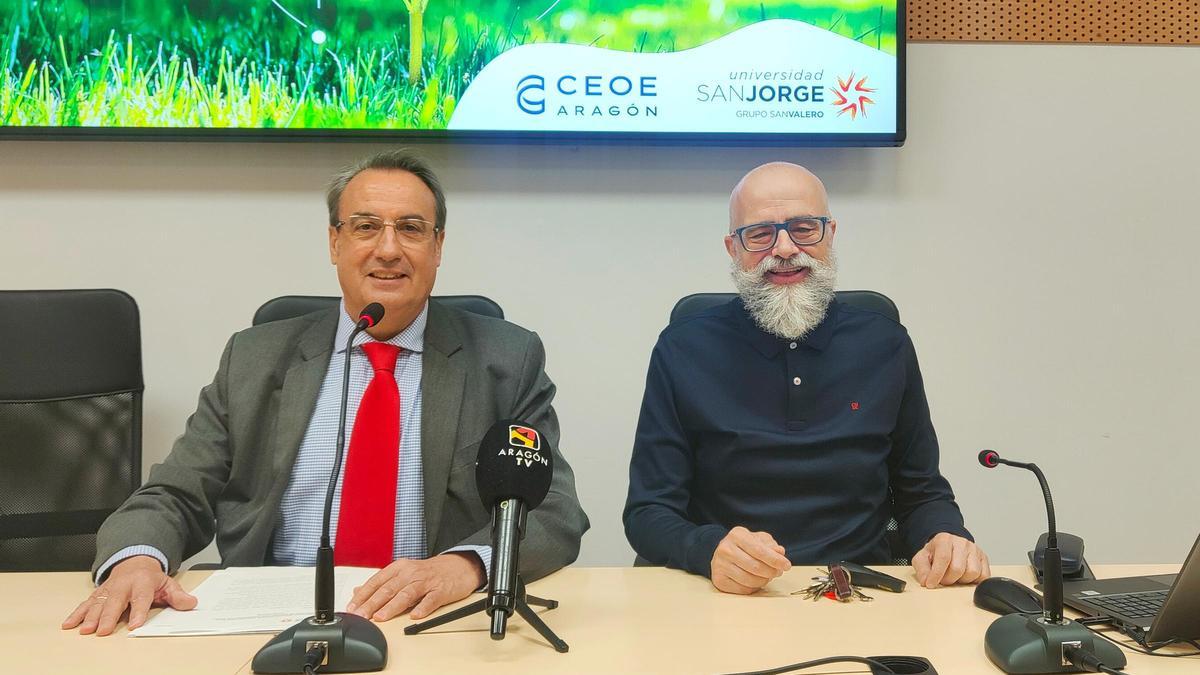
[1082,623,1200,658]
[722,655,896,675]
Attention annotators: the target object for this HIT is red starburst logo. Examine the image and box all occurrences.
[831,73,876,120]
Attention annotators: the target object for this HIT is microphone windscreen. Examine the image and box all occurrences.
[978,449,1000,468]
[475,420,554,509]
[359,302,385,327]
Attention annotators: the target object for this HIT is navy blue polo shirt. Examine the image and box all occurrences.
[623,297,971,577]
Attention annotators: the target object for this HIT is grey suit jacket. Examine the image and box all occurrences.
[94,300,589,581]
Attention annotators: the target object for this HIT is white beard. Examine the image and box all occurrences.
[730,249,838,339]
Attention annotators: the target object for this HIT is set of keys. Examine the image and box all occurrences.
[793,564,875,602]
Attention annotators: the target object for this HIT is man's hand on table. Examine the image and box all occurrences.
[347,552,486,621]
[710,526,793,594]
[913,532,991,588]
[62,555,197,636]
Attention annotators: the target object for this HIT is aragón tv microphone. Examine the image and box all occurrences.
[252,302,388,674]
[977,449,1125,674]
[475,421,553,635]
[405,420,568,653]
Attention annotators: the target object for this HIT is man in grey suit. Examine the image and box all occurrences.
[64,151,589,637]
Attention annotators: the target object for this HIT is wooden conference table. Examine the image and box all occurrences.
[3,564,1195,674]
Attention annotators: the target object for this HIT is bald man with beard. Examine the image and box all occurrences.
[623,162,989,594]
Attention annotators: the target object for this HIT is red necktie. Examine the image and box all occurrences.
[335,342,402,568]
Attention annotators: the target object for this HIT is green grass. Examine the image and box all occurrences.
[0,0,898,130]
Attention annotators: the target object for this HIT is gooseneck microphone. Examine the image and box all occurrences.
[405,420,568,653]
[315,302,386,623]
[977,449,1125,674]
[253,302,388,674]
[978,449,1062,622]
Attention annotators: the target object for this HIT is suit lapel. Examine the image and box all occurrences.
[420,301,465,552]
[266,310,339,514]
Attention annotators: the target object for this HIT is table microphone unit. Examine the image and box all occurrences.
[405,420,568,652]
[976,450,1125,674]
[252,303,389,674]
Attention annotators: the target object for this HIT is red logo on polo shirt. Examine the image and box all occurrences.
[850,401,860,411]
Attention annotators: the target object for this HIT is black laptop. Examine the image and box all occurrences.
[1063,532,1200,643]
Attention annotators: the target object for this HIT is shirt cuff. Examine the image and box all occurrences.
[685,525,730,578]
[443,545,492,591]
[95,546,169,585]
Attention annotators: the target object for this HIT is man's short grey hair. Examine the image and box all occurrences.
[325,150,447,230]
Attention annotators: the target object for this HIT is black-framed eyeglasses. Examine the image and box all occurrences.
[732,216,830,252]
[336,215,442,244]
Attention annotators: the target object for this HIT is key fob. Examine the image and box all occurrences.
[828,564,854,601]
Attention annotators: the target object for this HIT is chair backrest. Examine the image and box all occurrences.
[639,289,911,566]
[0,289,143,571]
[670,290,899,324]
[253,294,504,325]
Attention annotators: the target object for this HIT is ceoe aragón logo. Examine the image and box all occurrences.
[516,75,546,115]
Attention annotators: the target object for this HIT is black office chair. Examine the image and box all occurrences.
[671,289,899,324]
[634,290,911,567]
[0,289,143,571]
[171,294,508,574]
[253,294,504,325]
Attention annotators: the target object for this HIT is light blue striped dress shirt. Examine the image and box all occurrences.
[98,302,490,582]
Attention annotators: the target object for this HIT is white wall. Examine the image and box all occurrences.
[3,43,1198,568]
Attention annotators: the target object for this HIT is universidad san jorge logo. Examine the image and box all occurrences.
[831,72,876,120]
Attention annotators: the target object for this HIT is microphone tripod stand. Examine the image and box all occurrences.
[404,577,569,653]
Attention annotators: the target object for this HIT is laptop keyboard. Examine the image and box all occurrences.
[1087,590,1168,618]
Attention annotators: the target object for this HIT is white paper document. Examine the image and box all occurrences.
[130,566,377,637]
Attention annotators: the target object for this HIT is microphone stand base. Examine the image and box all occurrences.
[404,577,568,653]
[984,613,1126,674]
[252,612,387,673]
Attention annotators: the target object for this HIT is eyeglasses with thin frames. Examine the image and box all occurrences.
[336,215,442,245]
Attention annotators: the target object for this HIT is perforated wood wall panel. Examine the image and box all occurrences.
[908,1,1200,44]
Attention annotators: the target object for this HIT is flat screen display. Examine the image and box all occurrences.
[0,1,904,144]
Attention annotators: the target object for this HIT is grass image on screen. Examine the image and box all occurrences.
[0,0,899,132]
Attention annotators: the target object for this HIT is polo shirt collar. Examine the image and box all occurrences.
[732,295,838,357]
